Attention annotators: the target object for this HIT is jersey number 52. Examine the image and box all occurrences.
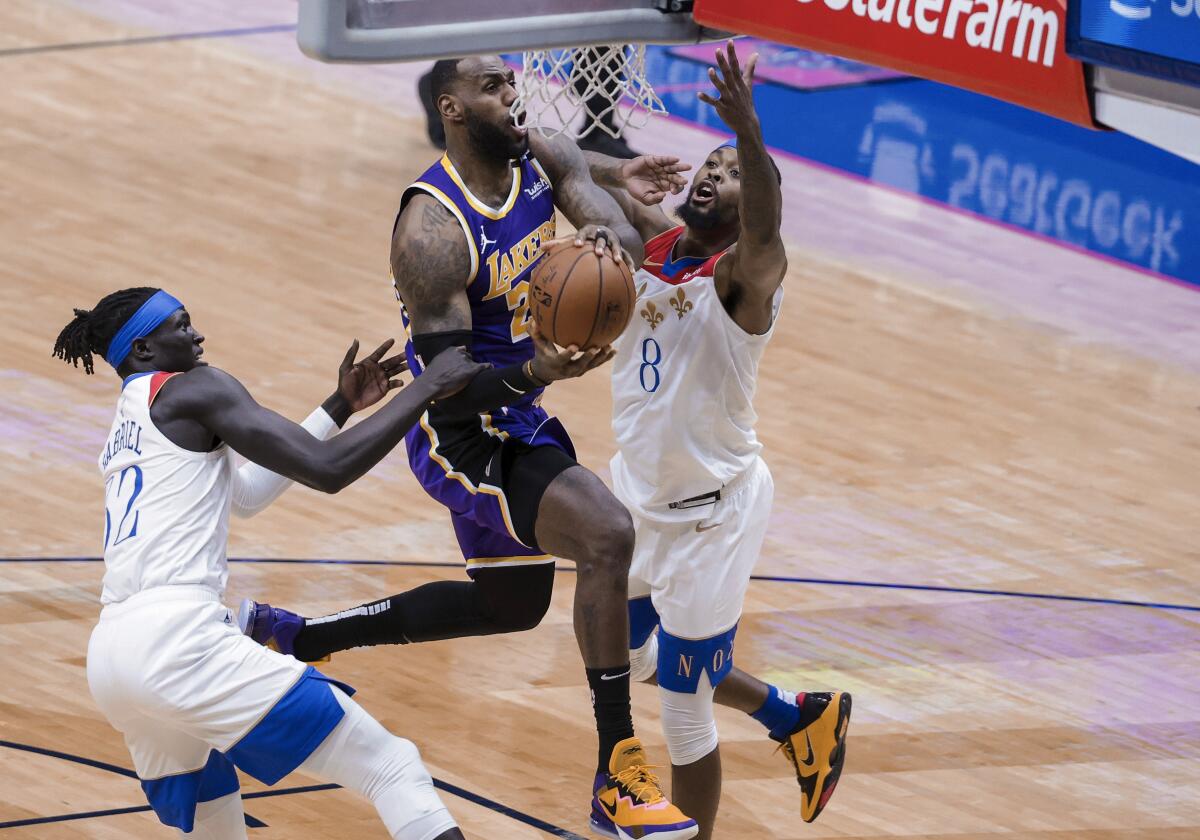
[104,465,143,548]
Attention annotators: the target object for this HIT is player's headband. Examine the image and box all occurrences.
[105,290,185,368]
[716,139,737,151]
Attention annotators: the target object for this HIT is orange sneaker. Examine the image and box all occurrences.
[589,737,698,839]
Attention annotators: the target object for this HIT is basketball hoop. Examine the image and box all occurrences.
[515,44,667,140]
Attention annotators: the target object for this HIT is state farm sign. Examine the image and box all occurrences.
[694,0,1096,126]
[803,0,1061,66]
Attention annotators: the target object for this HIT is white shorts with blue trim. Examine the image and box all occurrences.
[627,457,774,693]
[86,585,353,833]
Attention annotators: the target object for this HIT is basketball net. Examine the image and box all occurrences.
[514,44,666,139]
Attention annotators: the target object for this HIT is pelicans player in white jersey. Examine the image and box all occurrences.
[52,286,481,839]
[581,43,851,838]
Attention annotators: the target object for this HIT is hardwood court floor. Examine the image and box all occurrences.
[2,1,1199,837]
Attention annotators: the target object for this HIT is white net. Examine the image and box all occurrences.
[515,44,667,139]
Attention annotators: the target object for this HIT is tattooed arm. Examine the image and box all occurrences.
[528,131,646,267]
[390,193,475,336]
[391,193,613,402]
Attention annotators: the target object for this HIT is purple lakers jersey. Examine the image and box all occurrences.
[395,152,556,410]
[394,151,570,568]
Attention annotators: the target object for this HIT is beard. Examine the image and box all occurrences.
[464,110,527,163]
[675,189,727,231]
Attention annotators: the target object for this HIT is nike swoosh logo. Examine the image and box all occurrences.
[599,795,619,819]
[797,732,816,770]
[600,669,631,681]
[695,522,720,532]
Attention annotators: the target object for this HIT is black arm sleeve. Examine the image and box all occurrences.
[413,330,543,417]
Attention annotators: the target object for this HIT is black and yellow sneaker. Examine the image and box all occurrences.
[777,691,852,822]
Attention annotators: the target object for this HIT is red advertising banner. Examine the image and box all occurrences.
[693,0,1097,127]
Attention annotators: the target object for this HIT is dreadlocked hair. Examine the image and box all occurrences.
[53,287,160,375]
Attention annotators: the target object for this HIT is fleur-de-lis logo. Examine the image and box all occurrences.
[640,301,664,330]
[669,288,693,319]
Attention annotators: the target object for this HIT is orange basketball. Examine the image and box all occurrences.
[529,242,636,349]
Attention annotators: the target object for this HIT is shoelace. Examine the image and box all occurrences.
[613,762,666,805]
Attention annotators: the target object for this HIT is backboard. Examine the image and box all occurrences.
[297,0,727,63]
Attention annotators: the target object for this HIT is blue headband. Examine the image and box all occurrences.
[105,290,184,368]
[718,139,738,150]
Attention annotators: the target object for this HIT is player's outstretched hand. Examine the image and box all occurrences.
[542,228,636,275]
[338,338,410,413]
[422,347,490,399]
[528,321,616,383]
[620,154,691,206]
[698,41,760,136]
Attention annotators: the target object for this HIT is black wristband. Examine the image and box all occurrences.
[320,392,352,428]
[411,329,474,367]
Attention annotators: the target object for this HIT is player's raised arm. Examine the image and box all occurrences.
[582,151,689,243]
[229,339,408,517]
[529,130,645,268]
[703,42,788,335]
[160,350,483,494]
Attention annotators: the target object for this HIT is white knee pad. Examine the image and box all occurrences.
[629,633,659,683]
[367,735,423,799]
[370,736,454,840]
[659,674,719,766]
[301,688,457,840]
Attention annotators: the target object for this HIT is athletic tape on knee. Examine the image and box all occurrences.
[659,676,719,766]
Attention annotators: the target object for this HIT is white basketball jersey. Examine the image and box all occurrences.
[610,228,782,522]
[98,372,234,604]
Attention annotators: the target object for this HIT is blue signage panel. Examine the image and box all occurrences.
[643,46,1200,286]
[1069,0,1200,84]
[510,46,1198,285]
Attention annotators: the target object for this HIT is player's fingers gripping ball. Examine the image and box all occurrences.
[530,239,636,350]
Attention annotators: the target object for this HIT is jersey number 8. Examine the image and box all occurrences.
[640,338,662,393]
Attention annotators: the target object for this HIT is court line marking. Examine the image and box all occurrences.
[4,557,1192,832]
[0,24,295,58]
[0,740,266,829]
[3,557,1197,612]
[0,740,586,837]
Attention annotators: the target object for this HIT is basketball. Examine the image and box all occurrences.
[529,242,636,349]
